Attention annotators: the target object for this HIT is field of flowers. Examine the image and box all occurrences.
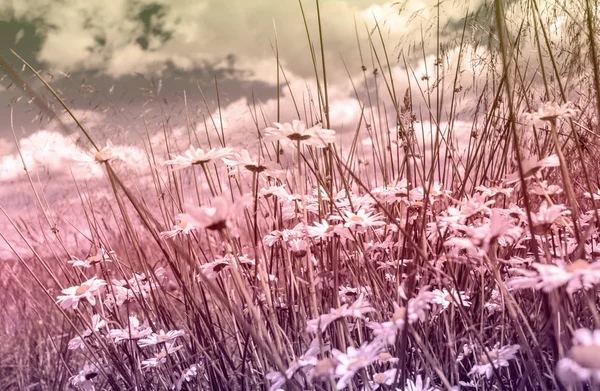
[2,1,600,390]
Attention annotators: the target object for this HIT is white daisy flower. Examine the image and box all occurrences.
[70,363,101,391]
[468,344,520,379]
[141,343,183,369]
[165,146,232,170]
[431,288,471,311]
[524,101,578,123]
[180,195,251,231]
[138,329,185,347]
[333,341,384,389]
[263,120,335,148]
[507,259,600,294]
[306,294,375,333]
[404,374,438,391]
[160,217,198,239]
[556,328,600,385]
[68,247,115,268]
[56,277,107,310]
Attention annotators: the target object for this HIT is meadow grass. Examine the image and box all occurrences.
[2,1,600,390]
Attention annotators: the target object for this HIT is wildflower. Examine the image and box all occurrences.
[369,289,435,344]
[368,368,399,388]
[529,180,563,196]
[199,259,231,279]
[529,201,570,234]
[371,178,409,203]
[504,155,559,184]
[333,208,385,232]
[141,343,183,369]
[404,374,438,391]
[307,219,353,242]
[56,277,107,310]
[265,371,287,391]
[556,328,600,385]
[174,364,200,391]
[223,149,284,179]
[431,288,471,311]
[264,120,335,148]
[409,182,451,203]
[333,341,384,389]
[180,195,250,231]
[284,338,321,379]
[138,329,185,347]
[524,101,578,123]
[306,294,375,333]
[475,184,514,198]
[75,141,117,164]
[584,189,600,201]
[109,316,153,343]
[70,363,101,391]
[160,217,197,239]
[164,146,232,170]
[468,344,520,379]
[68,314,106,350]
[68,247,114,268]
[508,259,600,294]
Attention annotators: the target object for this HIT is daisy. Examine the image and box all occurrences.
[404,374,438,391]
[333,341,384,389]
[504,155,559,184]
[584,189,600,201]
[431,288,471,311]
[68,247,114,268]
[109,316,153,343]
[70,363,101,391]
[556,328,600,385]
[68,314,106,350]
[159,216,197,239]
[507,259,600,294]
[371,178,409,203]
[368,368,399,388]
[333,208,385,231]
[56,277,107,310]
[223,149,284,179]
[306,294,375,333]
[141,342,183,369]
[524,101,578,123]
[164,146,232,170]
[529,201,570,234]
[180,195,251,231]
[138,329,185,347]
[528,180,563,196]
[74,141,117,164]
[468,344,520,379]
[475,184,514,198]
[263,120,336,148]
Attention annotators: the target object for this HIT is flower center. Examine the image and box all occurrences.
[177,221,188,229]
[350,215,364,223]
[392,307,407,323]
[244,164,267,173]
[569,345,600,369]
[566,259,590,273]
[75,284,91,296]
[313,358,335,377]
[480,351,498,364]
[206,220,228,231]
[373,373,387,384]
[287,133,312,141]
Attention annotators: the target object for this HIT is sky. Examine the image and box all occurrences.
[0,0,592,257]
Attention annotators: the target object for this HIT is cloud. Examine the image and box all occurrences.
[0,0,492,83]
